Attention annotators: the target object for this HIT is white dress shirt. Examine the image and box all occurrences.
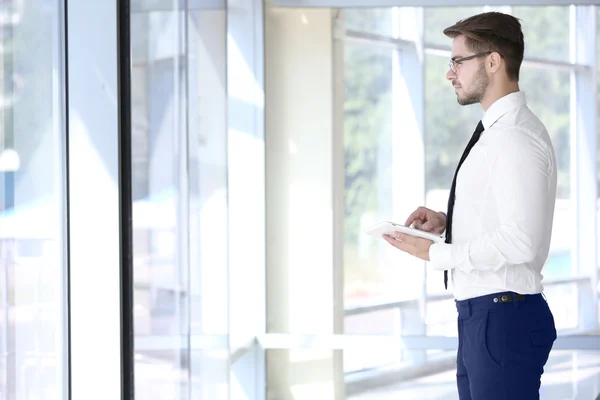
[429,91,558,301]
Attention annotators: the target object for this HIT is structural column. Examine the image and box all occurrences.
[265,8,344,400]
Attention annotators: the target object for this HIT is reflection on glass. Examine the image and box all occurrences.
[134,350,229,399]
[131,8,189,399]
[187,7,229,399]
[187,9,228,339]
[0,0,66,398]
[131,4,229,399]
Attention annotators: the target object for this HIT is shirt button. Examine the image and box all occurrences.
[493,297,499,303]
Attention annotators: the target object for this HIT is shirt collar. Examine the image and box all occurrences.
[482,91,526,130]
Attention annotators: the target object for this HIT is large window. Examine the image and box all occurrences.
[0,1,67,398]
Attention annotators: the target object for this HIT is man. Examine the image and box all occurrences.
[383,12,558,400]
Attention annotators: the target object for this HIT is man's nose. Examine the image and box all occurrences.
[446,68,456,80]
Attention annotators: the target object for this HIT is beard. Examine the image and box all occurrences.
[456,63,489,106]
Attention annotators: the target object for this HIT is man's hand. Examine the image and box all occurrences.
[405,206,446,234]
[382,232,433,261]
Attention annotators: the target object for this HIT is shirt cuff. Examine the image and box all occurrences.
[429,242,454,271]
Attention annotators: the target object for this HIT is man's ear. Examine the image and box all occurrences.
[488,52,502,73]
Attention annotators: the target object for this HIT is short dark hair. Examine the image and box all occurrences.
[443,12,524,81]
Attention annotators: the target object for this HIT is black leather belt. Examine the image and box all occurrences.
[493,293,525,303]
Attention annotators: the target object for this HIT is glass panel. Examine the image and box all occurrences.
[131,7,190,399]
[343,37,431,371]
[188,6,230,399]
[135,348,188,399]
[190,351,229,398]
[343,8,394,36]
[513,6,570,62]
[135,349,229,398]
[424,7,483,48]
[342,42,393,311]
[132,2,229,398]
[0,1,66,398]
[188,6,227,338]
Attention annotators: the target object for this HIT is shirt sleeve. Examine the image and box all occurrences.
[429,128,555,273]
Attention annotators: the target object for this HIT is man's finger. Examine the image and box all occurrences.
[421,221,434,232]
[382,234,398,247]
[404,209,423,227]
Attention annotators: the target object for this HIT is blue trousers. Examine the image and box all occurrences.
[456,292,556,400]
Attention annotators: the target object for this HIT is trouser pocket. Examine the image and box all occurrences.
[530,328,556,367]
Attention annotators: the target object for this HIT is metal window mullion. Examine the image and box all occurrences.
[57,0,69,397]
[117,0,135,395]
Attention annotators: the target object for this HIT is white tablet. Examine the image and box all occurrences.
[364,220,445,243]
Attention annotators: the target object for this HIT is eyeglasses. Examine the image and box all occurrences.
[448,51,493,73]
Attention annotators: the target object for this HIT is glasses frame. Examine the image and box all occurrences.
[448,51,493,73]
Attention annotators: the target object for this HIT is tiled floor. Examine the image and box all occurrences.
[349,351,600,400]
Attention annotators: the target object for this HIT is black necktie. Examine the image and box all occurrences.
[444,120,484,289]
